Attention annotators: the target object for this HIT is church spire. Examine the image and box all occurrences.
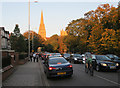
[40,10,44,25]
[38,10,46,40]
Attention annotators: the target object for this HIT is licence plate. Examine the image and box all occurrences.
[57,72,66,75]
[110,66,116,69]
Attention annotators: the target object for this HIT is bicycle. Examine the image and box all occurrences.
[85,62,94,76]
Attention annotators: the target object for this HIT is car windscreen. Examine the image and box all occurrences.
[55,53,61,55]
[49,58,68,65]
[107,55,114,58]
[96,55,111,61]
[48,56,57,58]
[113,55,120,60]
[74,54,82,57]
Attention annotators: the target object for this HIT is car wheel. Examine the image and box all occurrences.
[113,70,117,72]
[96,65,100,72]
[44,70,46,73]
[68,75,72,78]
[46,73,51,79]
[74,61,76,64]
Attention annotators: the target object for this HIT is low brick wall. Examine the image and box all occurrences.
[2,50,18,81]
[18,57,29,65]
[2,65,14,81]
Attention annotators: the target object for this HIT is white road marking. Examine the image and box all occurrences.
[95,74,120,86]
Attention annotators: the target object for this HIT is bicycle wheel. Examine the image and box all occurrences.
[85,65,88,73]
[90,66,94,76]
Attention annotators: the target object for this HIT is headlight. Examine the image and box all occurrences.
[74,58,77,60]
[116,63,119,66]
[101,63,107,66]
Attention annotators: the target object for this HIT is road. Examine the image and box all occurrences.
[2,59,120,87]
[40,60,120,87]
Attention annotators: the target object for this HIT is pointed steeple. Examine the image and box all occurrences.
[38,10,46,40]
[40,10,44,25]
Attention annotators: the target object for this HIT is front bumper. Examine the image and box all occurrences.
[100,65,119,71]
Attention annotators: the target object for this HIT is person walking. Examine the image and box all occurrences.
[33,53,36,62]
[36,53,39,62]
[30,53,33,62]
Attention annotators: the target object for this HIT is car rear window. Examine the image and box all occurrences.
[74,54,82,57]
[64,54,70,57]
[49,58,68,65]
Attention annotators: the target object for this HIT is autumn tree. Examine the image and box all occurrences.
[65,3,119,55]
[100,29,118,54]
[65,18,88,53]
[23,31,45,52]
[43,34,59,52]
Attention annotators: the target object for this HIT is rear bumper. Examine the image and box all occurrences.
[74,60,83,63]
[47,70,73,77]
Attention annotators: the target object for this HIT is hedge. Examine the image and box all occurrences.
[19,53,28,60]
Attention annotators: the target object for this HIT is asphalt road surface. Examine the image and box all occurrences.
[41,60,120,87]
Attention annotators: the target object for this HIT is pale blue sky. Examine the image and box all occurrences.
[1,1,118,37]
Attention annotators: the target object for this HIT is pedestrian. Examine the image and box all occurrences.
[36,53,39,62]
[69,54,73,63]
[30,53,33,62]
[33,53,36,62]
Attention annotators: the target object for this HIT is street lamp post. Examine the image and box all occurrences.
[32,28,34,53]
[28,0,31,59]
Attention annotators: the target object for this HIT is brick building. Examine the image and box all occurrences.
[0,27,11,50]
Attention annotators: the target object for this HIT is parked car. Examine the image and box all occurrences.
[106,54,120,69]
[70,54,83,64]
[43,57,73,78]
[92,55,119,71]
[41,53,47,60]
[82,54,85,64]
[54,53,62,57]
[63,53,70,61]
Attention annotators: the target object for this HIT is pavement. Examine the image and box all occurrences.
[2,58,47,87]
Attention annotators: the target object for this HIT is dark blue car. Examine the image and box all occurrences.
[43,57,73,78]
[106,54,120,69]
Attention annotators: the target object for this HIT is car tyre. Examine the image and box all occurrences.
[96,65,100,72]
[44,70,46,74]
[68,75,72,78]
[46,73,51,79]
[74,61,76,64]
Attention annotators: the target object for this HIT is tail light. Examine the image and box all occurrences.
[49,67,56,70]
[67,65,72,68]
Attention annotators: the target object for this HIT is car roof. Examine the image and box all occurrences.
[49,57,64,60]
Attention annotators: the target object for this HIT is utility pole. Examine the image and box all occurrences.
[28,0,31,59]
[32,29,34,53]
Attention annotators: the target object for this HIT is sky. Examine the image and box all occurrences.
[0,0,119,37]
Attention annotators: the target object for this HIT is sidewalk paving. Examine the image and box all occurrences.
[2,60,44,86]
